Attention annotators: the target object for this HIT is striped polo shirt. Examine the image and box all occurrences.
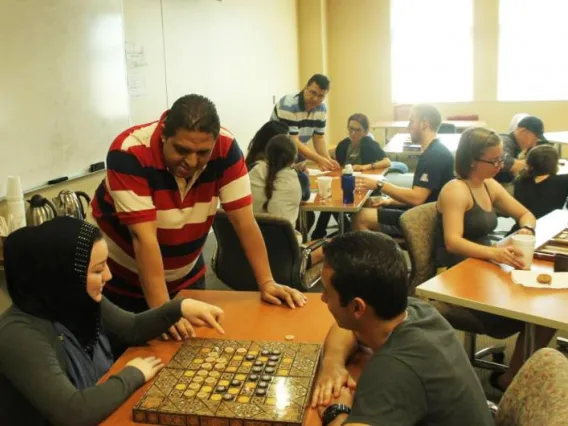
[271,91,327,143]
[91,112,251,298]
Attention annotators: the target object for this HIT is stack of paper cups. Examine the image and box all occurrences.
[6,176,26,231]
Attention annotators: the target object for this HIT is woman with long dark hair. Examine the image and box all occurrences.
[245,121,290,170]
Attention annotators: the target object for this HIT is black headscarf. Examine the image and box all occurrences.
[4,216,103,353]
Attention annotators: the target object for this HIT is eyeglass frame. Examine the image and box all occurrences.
[475,156,505,168]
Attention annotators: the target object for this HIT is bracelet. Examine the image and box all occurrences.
[521,225,536,235]
[322,403,351,426]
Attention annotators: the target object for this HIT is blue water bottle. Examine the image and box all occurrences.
[341,164,355,204]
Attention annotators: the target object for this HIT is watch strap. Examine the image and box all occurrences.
[322,403,352,426]
[521,225,536,235]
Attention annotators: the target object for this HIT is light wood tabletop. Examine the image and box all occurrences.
[416,210,568,357]
[98,290,361,426]
[544,131,568,144]
[384,133,461,155]
[371,120,486,131]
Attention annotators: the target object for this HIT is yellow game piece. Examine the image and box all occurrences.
[238,396,250,403]
[226,367,237,373]
[183,370,195,377]
[196,392,208,399]
[193,358,204,364]
[219,380,230,386]
[236,348,247,354]
[205,377,216,385]
[224,347,235,354]
[277,370,289,376]
[209,371,220,378]
[183,390,196,398]
[245,382,256,388]
[266,398,277,405]
[217,357,228,364]
[214,364,225,371]
[235,374,246,381]
[228,387,239,395]
[282,358,293,364]
[197,370,208,377]
[193,376,204,384]
[189,383,201,390]
[205,357,216,363]
[201,363,212,370]
[258,357,268,362]
[201,386,212,393]
[175,384,187,390]
[232,355,243,361]
[248,350,258,355]
[210,394,222,401]
[242,362,252,367]
[201,348,211,353]
[285,335,295,340]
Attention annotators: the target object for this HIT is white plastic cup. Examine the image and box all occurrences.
[317,176,333,199]
[512,234,535,270]
[5,176,26,231]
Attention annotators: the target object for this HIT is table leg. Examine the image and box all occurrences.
[338,212,345,235]
[299,211,308,242]
[523,323,536,361]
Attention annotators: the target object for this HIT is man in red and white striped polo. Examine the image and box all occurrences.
[92,94,306,341]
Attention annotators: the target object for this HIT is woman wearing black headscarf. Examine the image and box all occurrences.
[0,217,224,426]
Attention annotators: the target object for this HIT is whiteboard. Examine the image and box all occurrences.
[0,0,130,197]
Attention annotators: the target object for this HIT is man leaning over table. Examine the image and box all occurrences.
[311,232,494,426]
[271,73,340,171]
[92,94,307,344]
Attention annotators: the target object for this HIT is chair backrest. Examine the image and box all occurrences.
[438,122,457,134]
[399,202,437,294]
[496,348,568,426]
[211,210,302,291]
[446,114,479,121]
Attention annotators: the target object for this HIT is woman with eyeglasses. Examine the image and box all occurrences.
[434,127,554,392]
[312,113,401,239]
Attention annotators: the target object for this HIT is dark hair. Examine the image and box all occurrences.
[412,104,442,132]
[455,127,502,178]
[93,227,103,243]
[307,74,331,91]
[263,135,297,211]
[347,113,370,132]
[246,121,289,170]
[163,94,221,139]
[323,231,408,320]
[521,144,559,180]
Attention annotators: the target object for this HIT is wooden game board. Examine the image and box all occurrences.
[132,338,322,426]
[535,228,568,257]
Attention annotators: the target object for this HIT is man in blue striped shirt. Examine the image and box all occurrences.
[271,74,339,171]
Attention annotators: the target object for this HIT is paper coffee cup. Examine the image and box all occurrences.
[512,234,535,270]
[317,176,333,199]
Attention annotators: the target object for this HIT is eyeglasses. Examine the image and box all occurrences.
[476,156,505,167]
[348,127,363,133]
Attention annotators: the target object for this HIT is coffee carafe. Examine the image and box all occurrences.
[26,194,58,226]
[53,190,91,220]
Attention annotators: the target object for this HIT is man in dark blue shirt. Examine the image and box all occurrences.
[353,104,454,236]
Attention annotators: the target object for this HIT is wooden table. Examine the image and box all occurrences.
[300,168,386,235]
[384,133,461,155]
[416,209,568,360]
[99,290,349,426]
[371,120,486,141]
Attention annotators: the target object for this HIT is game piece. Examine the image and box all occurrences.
[253,360,263,366]
[537,273,552,284]
[132,338,322,426]
[269,355,279,361]
[285,335,295,341]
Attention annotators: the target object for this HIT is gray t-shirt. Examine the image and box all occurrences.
[347,298,493,426]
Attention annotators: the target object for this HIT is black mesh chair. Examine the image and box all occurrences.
[438,122,458,134]
[211,210,325,292]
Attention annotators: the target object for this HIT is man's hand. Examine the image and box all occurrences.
[352,164,368,172]
[181,299,225,334]
[318,157,340,171]
[366,197,392,208]
[260,281,307,308]
[311,362,356,408]
[356,176,383,192]
[162,318,195,341]
[316,386,355,418]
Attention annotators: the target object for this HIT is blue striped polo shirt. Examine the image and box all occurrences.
[270,91,327,143]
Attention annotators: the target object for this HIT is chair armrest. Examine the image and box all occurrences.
[300,239,327,253]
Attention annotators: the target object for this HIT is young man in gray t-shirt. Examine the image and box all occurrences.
[311,232,493,426]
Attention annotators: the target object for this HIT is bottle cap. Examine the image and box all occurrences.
[343,164,353,174]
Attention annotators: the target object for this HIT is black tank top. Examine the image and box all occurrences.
[435,181,498,268]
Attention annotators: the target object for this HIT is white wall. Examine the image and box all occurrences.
[123,0,300,151]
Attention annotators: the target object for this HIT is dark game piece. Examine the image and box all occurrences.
[215,385,227,393]
[230,379,242,387]
[255,388,267,396]
[223,393,234,401]
[261,350,270,356]
[258,381,269,389]
[261,375,272,382]
[252,366,262,373]
[271,349,281,355]
[269,355,279,361]
[245,354,256,360]
[248,374,259,381]
[264,367,275,374]
[254,360,264,366]
[267,361,278,367]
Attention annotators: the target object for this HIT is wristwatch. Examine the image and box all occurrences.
[521,225,536,235]
[376,179,384,190]
[322,403,351,426]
